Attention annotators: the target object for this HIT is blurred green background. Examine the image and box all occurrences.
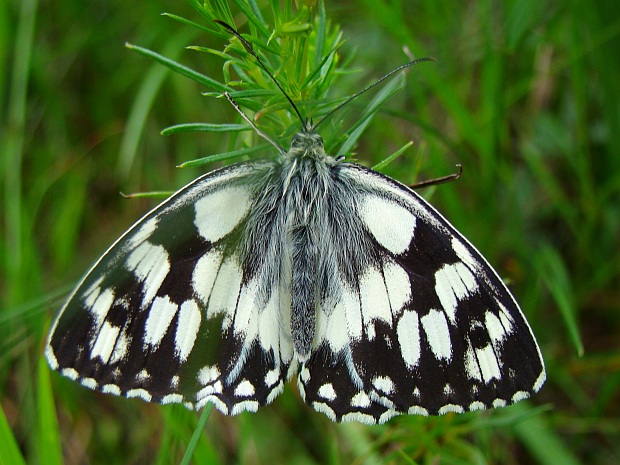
[1,0,619,464]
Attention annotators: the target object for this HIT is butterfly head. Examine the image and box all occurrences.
[288,130,326,161]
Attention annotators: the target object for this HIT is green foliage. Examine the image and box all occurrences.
[1,0,619,464]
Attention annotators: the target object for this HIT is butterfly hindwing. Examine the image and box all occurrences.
[300,163,545,423]
[46,163,293,414]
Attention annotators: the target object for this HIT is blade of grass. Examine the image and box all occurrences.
[535,244,584,357]
[117,28,200,180]
[372,141,413,171]
[125,43,230,92]
[0,404,26,465]
[36,355,63,465]
[179,405,213,465]
[2,0,37,306]
[511,403,583,465]
[337,71,406,156]
[177,143,271,168]
[161,123,251,135]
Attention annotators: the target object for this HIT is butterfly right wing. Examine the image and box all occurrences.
[46,162,294,415]
[299,163,545,424]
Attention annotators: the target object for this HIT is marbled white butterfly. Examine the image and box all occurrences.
[46,21,545,424]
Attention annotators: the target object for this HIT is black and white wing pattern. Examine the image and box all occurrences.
[298,163,545,424]
[46,163,295,416]
[47,143,545,424]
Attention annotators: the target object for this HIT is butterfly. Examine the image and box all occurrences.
[46,21,545,424]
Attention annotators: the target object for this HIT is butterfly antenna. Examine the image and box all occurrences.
[313,57,436,131]
[223,91,286,155]
[214,20,306,128]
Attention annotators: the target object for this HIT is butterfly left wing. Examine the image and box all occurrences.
[46,162,294,415]
[299,163,545,424]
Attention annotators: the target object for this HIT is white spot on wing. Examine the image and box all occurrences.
[451,237,478,271]
[61,368,78,380]
[90,321,120,363]
[88,288,115,326]
[109,329,129,364]
[102,384,121,395]
[231,400,259,415]
[234,279,259,341]
[234,379,255,397]
[175,300,201,361]
[342,285,363,341]
[469,401,486,411]
[45,346,58,369]
[126,389,152,402]
[360,196,416,254]
[438,404,464,415]
[383,261,411,314]
[162,393,184,404]
[264,369,279,388]
[497,300,515,334]
[197,395,228,414]
[318,383,337,401]
[198,365,220,385]
[258,290,283,355]
[397,310,421,368]
[192,249,223,304]
[378,410,398,424]
[534,371,546,392]
[350,391,371,408]
[408,406,429,416]
[372,376,394,395]
[492,398,506,408]
[144,296,178,348]
[435,262,478,324]
[82,277,104,307]
[485,310,506,345]
[317,299,349,353]
[341,412,376,424]
[312,402,336,421]
[129,217,159,248]
[125,242,170,307]
[421,309,452,361]
[359,266,392,340]
[465,343,482,381]
[476,344,501,383]
[80,378,97,389]
[207,258,243,328]
[194,186,251,243]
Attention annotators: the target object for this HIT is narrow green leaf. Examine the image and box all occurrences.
[338,72,406,155]
[117,28,199,179]
[36,356,63,465]
[179,405,213,465]
[0,405,27,465]
[162,12,214,33]
[177,144,271,168]
[161,123,251,135]
[120,190,174,199]
[511,403,583,465]
[536,244,584,356]
[372,141,413,171]
[125,43,230,92]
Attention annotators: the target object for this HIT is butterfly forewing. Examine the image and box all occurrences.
[46,163,294,414]
[299,164,545,423]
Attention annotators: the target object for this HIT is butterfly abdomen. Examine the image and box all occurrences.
[280,150,334,359]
